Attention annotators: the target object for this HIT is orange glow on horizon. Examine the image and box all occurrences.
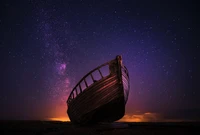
[118,112,187,122]
[48,112,162,122]
[48,112,185,122]
[118,112,163,122]
[48,117,70,122]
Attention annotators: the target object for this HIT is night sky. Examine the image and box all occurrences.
[0,0,199,122]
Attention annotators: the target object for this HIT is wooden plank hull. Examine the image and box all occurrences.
[67,55,130,124]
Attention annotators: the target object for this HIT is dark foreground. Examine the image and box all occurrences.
[0,121,199,135]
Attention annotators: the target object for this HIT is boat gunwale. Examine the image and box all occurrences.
[67,59,116,105]
[67,56,130,107]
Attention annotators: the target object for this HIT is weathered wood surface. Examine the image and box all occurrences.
[67,55,130,124]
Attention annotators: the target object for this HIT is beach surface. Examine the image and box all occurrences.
[1,121,199,135]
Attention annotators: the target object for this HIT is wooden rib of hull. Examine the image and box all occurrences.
[67,55,129,124]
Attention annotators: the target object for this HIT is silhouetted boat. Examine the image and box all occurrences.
[66,55,130,124]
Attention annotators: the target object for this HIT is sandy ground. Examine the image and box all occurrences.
[0,121,199,135]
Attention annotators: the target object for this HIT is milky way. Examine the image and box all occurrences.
[38,8,71,100]
[34,3,74,119]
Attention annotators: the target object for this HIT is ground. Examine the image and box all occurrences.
[0,121,199,135]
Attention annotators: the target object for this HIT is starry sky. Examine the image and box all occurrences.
[0,0,200,121]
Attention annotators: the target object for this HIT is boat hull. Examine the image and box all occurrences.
[67,55,130,124]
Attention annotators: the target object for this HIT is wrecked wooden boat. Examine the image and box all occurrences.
[66,55,130,124]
